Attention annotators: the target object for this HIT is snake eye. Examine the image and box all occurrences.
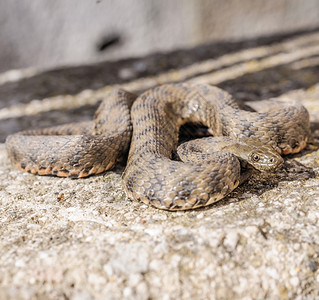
[251,153,260,162]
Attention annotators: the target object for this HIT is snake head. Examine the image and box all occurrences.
[247,144,284,172]
[222,138,284,172]
[230,138,284,172]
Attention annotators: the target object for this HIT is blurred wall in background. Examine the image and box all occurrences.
[1,0,319,72]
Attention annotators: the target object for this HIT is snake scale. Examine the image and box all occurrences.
[6,83,310,210]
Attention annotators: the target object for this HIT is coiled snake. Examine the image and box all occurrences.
[6,83,310,210]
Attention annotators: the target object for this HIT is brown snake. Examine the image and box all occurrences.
[6,83,310,210]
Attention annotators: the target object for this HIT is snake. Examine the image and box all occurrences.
[5,83,310,210]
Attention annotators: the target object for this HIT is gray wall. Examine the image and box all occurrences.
[1,0,319,72]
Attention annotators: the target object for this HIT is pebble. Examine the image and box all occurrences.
[266,268,279,280]
[224,231,239,251]
[290,276,300,286]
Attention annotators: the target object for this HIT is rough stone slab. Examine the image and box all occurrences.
[1,86,319,299]
[1,150,319,299]
[1,31,319,299]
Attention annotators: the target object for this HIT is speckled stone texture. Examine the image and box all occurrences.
[1,30,319,299]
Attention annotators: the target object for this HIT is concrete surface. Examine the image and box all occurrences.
[0,30,319,299]
[1,0,319,71]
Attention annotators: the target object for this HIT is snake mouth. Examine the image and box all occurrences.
[239,161,273,173]
[257,160,284,172]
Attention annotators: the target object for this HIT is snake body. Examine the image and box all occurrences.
[6,83,310,210]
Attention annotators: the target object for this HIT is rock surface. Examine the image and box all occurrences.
[1,30,319,299]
